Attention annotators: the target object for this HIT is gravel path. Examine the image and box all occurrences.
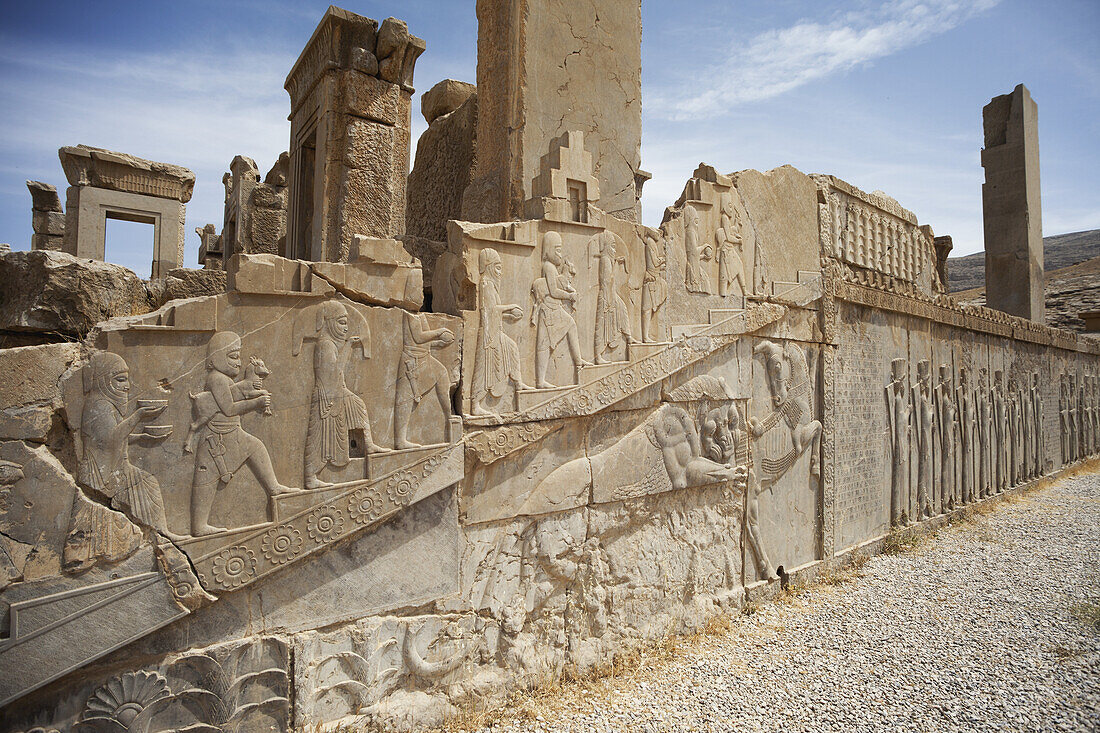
[477,473,1100,733]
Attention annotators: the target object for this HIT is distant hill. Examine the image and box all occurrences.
[953,247,1100,333]
[946,229,1100,293]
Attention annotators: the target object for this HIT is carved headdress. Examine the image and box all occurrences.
[292,299,370,357]
[82,352,130,407]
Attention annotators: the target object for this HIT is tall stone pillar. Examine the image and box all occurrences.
[284,7,424,263]
[462,0,645,224]
[982,84,1044,321]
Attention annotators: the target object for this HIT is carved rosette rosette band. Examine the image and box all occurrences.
[194,443,462,592]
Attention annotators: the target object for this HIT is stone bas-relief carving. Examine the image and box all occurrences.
[9,4,1100,732]
[187,331,299,535]
[75,352,179,538]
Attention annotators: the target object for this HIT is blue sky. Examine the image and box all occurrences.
[1,0,1097,276]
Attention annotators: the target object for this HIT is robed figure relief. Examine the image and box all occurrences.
[589,230,636,364]
[471,248,529,416]
[683,205,711,294]
[935,364,958,510]
[716,193,749,297]
[640,228,667,343]
[532,231,590,388]
[77,352,181,539]
[884,358,912,526]
[294,300,383,489]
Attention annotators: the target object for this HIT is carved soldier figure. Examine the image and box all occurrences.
[1008,376,1022,486]
[640,228,667,343]
[1021,374,1035,478]
[716,193,749,297]
[1031,371,1043,475]
[977,369,992,499]
[913,360,934,519]
[885,358,912,526]
[295,300,384,490]
[1059,375,1070,464]
[78,352,180,538]
[935,364,958,511]
[703,403,773,580]
[394,312,456,449]
[958,366,975,505]
[589,230,635,364]
[682,205,710,293]
[187,331,297,536]
[532,231,590,388]
[472,248,529,416]
[993,370,1008,492]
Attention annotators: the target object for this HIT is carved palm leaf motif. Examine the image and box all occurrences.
[76,672,172,733]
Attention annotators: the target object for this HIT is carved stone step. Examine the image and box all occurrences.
[771,280,801,297]
[175,521,277,559]
[516,384,573,413]
[797,269,822,284]
[670,323,708,340]
[367,441,450,479]
[273,478,373,518]
[708,307,745,325]
[627,341,671,360]
[578,361,628,383]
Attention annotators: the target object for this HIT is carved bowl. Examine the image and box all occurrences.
[141,424,173,438]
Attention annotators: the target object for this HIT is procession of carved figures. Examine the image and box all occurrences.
[70,300,458,543]
[884,359,1069,527]
[1060,371,1100,463]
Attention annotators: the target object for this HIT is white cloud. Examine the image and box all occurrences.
[651,0,1002,119]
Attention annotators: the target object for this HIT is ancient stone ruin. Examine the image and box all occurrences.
[2,3,1097,732]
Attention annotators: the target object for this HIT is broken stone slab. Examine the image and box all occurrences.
[310,235,425,309]
[0,250,155,336]
[150,267,227,305]
[226,252,335,296]
[0,343,81,441]
[421,79,476,124]
[59,144,195,203]
[27,180,62,212]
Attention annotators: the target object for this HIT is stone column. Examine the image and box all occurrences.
[982,84,1044,321]
[284,7,424,263]
[461,0,644,224]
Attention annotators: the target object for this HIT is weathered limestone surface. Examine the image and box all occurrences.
[284,8,425,262]
[420,78,476,125]
[0,250,154,336]
[27,180,65,251]
[3,6,1097,733]
[0,343,80,441]
[406,85,477,244]
[463,0,644,224]
[983,84,1044,321]
[58,145,195,279]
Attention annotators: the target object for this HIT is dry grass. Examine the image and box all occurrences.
[882,527,925,556]
[1070,601,1100,632]
[443,625,705,732]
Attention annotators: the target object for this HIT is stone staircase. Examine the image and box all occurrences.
[181,435,464,593]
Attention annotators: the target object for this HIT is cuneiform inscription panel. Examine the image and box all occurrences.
[835,326,887,548]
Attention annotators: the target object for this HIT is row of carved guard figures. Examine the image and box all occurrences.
[885,360,1057,527]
